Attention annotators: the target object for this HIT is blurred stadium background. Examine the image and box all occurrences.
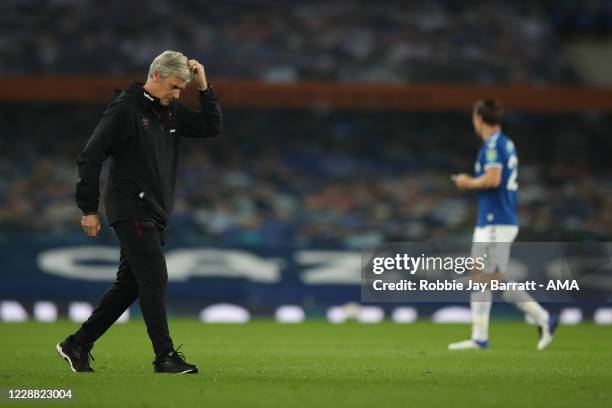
[1,0,612,325]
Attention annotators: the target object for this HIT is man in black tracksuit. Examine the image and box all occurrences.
[56,51,221,374]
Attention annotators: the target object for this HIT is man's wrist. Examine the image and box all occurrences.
[471,177,490,190]
[82,211,98,216]
[198,82,211,93]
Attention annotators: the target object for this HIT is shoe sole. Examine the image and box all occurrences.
[448,344,487,350]
[154,368,198,374]
[448,340,488,350]
[56,343,76,373]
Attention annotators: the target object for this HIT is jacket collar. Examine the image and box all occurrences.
[130,83,173,119]
[142,88,162,106]
[139,83,163,108]
[121,82,161,107]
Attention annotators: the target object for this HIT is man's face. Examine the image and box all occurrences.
[157,75,187,106]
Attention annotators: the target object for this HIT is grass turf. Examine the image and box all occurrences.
[0,320,610,408]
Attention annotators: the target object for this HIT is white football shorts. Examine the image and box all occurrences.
[470,225,519,273]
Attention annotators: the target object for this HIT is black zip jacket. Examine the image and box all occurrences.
[76,82,222,229]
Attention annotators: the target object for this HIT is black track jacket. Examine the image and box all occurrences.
[76,82,222,229]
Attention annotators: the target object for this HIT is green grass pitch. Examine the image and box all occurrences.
[1,320,610,407]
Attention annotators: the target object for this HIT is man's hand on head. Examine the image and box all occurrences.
[81,214,101,237]
[188,59,207,91]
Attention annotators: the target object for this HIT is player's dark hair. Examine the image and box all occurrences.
[473,99,504,125]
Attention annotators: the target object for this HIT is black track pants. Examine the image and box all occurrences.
[71,220,173,357]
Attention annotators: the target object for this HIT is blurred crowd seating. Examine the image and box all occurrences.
[2,0,611,84]
[1,105,610,247]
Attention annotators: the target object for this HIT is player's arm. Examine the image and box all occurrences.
[76,105,127,237]
[176,59,223,139]
[452,167,502,191]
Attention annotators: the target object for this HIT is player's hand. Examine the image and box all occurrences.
[188,59,207,91]
[81,214,101,237]
[451,173,472,191]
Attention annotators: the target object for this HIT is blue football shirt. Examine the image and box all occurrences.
[474,132,518,226]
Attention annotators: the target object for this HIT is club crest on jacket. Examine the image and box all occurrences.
[141,117,151,130]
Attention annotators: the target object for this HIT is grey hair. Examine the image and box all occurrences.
[147,50,192,82]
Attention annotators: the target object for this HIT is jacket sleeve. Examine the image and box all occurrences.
[176,85,222,138]
[75,104,128,215]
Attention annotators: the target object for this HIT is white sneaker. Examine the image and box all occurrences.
[537,315,559,351]
[448,339,488,350]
